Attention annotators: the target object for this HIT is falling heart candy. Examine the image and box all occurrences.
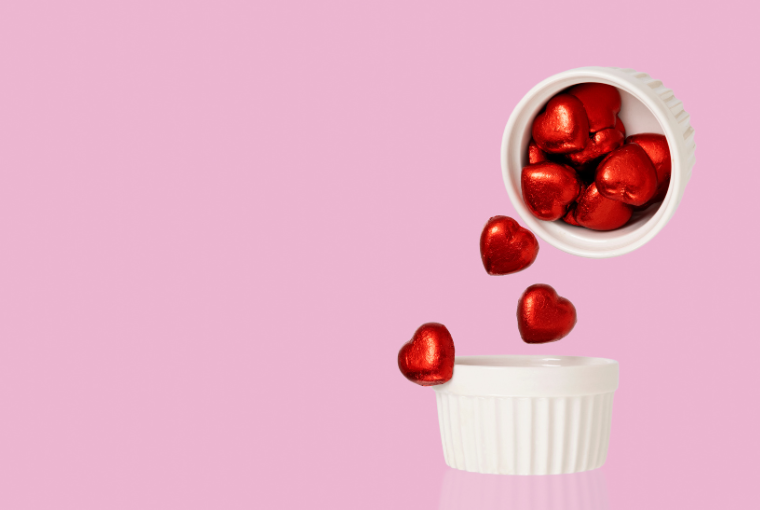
[532,94,589,154]
[565,128,624,169]
[521,162,581,221]
[567,83,621,132]
[614,116,626,138]
[528,139,549,164]
[574,182,633,230]
[480,215,539,275]
[398,323,455,386]
[517,284,577,344]
[626,133,672,206]
[595,144,658,206]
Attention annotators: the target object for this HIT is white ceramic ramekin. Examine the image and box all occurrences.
[501,66,696,258]
[433,355,619,475]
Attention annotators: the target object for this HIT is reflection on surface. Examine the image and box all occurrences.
[439,468,608,510]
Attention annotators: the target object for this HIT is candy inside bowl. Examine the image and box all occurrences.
[501,67,696,258]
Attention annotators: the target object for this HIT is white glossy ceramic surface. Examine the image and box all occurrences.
[501,66,695,258]
[433,355,619,475]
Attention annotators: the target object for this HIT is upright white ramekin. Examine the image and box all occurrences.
[433,355,619,475]
[501,66,696,258]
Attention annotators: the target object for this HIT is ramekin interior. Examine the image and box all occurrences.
[456,355,615,368]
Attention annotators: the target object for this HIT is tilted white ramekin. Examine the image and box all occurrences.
[433,355,619,475]
[501,66,695,258]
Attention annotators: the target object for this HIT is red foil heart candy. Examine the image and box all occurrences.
[574,182,633,230]
[595,144,658,206]
[517,284,577,344]
[528,139,549,164]
[561,183,586,226]
[565,127,625,169]
[626,133,672,205]
[398,323,455,386]
[567,83,621,132]
[521,162,581,221]
[562,206,581,226]
[480,216,539,275]
[531,94,589,154]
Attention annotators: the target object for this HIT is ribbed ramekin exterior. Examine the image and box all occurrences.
[615,67,696,194]
[435,392,614,475]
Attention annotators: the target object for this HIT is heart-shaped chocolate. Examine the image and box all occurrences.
[532,94,589,154]
[398,323,455,386]
[480,216,539,275]
[517,284,577,344]
[521,162,582,221]
[565,128,624,169]
[567,83,621,132]
[595,144,658,206]
[561,183,585,226]
[574,182,633,230]
[528,139,549,164]
[626,133,671,206]
[562,206,581,226]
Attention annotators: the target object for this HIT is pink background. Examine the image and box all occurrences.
[0,1,757,508]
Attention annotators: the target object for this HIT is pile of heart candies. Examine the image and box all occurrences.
[526,83,671,230]
[398,83,672,387]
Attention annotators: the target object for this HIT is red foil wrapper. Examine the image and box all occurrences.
[480,215,540,275]
[575,182,633,230]
[532,94,589,154]
[595,144,658,206]
[517,284,577,344]
[626,133,672,205]
[567,83,621,132]
[562,204,581,227]
[398,323,455,386]
[565,128,624,169]
[528,139,550,164]
[521,162,581,221]
[562,183,586,226]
